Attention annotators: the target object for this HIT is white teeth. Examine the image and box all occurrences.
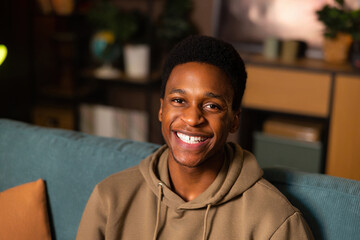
[176,132,207,144]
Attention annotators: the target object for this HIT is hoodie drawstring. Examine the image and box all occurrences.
[202,204,212,240]
[153,183,163,240]
[153,184,212,240]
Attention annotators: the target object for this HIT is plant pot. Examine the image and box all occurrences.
[263,37,281,60]
[323,33,352,64]
[123,44,150,82]
[281,40,300,63]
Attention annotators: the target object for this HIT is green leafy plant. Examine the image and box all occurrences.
[125,10,152,44]
[316,0,360,40]
[156,0,198,49]
[86,1,150,44]
[347,8,360,41]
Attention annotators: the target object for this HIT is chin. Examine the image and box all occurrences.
[170,145,223,169]
[169,150,207,168]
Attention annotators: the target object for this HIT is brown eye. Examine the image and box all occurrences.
[204,103,222,111]
[172,98,185,104]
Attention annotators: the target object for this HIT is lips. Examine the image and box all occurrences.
[176,132,209,144]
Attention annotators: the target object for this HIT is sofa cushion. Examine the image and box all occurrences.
[0,179,52,240]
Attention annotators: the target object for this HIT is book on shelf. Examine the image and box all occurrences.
[263,117,323,142]
[80,104,148,142]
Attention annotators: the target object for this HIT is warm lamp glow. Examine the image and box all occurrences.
[0,44,8,66]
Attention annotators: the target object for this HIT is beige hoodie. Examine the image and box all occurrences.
[76,143,314,240]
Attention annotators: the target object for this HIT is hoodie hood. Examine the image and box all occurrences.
[139,142,263,210]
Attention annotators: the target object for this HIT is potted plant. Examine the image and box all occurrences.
[316,0,360,64]
[155,0,198,62]
[121,10,152,81]
[87,1,151,80]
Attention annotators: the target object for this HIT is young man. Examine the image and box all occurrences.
[77,35,314,240]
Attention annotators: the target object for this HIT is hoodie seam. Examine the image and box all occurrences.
[94,184,109,235]
[94,184,108,213]
[269,211,301,239]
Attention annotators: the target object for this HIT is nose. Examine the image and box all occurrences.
[181,106,205,127]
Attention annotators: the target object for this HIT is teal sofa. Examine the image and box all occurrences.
[1,119,359,240]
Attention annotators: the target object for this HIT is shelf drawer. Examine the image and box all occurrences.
[242,66,332,117]
[254,132,322,173]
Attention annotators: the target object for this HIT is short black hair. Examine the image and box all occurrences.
[161,35,247,110]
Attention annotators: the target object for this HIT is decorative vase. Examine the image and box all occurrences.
[91,31,121,79]
[323,33,352,64]
[281,40,300,63]
[263,37,281,60]
[123,44,150,82]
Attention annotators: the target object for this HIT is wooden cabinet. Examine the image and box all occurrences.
[326,75,360,180]
[243,66,332,117]
[241,56,360,180]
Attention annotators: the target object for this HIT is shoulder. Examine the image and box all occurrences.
[95,166,144,198]
[243,178,313,238]
[256,178,295,207]
[252,178,299,214]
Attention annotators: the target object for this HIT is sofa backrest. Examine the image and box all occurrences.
[2,119,360,240]
[0,119,160,240]
[264,168,360,240]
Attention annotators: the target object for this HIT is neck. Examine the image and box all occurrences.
[168,151,225,202]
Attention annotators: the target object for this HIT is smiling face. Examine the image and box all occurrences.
[159,62,240,168]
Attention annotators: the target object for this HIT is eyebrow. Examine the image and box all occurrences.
[169,88,226,101]
[205,92,224,100]
[169,88,186,95]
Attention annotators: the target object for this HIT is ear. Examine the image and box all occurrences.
[230,110,241,133]
[158,98,164,122]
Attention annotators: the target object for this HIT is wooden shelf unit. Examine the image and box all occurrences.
[80,70,163,144]
[240,54,360,181]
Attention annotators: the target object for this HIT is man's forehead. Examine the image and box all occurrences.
[167,87,232,104]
